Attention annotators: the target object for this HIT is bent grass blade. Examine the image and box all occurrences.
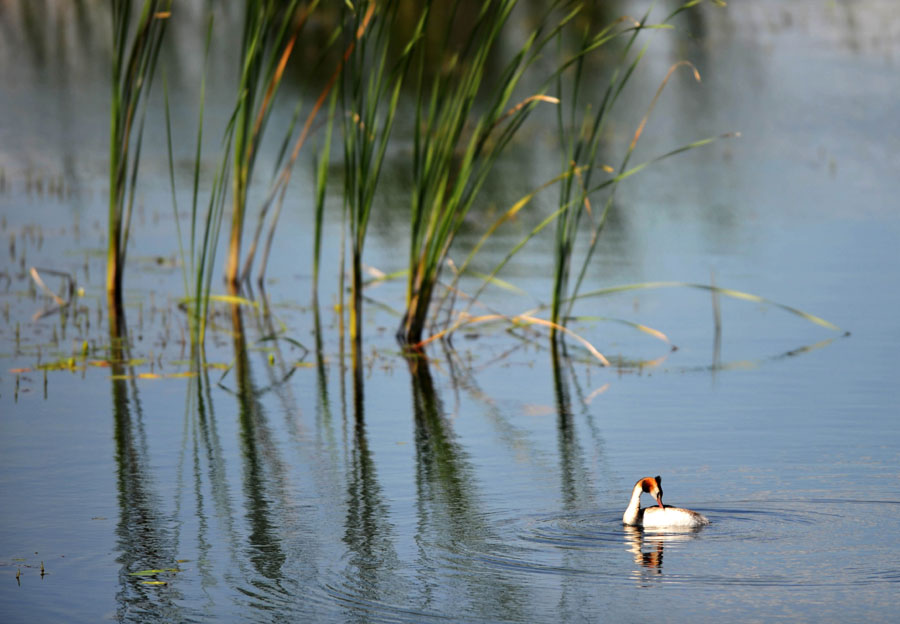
[573,281,841,331]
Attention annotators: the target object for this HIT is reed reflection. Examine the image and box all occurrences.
[248,285,305,406]
[549,343,608,617]
[340,351,401,612]
[409,356,526,622]
[183,352,236,604]
[228,301,287,583]
[109,305,183,621]
[313,303,338,453]
[550,345,592,510]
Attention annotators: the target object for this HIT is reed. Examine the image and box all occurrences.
[423,11,646,342]
[223,0,315,290]
[161,0,731,360]
[342,0,426,355]
[400,0,577,346]
[551,1,724,335]
[245,16,346,286]
[244,6,372,291]
[312,90,338,303]
[414,1,731,359]
[107,0,171,306]
[166,4,352,345]
[550,12,645,335]
[164,15,233,347]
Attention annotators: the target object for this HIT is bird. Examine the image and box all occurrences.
[622,475,709,529]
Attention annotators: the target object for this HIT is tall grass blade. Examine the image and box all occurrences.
[417,312,611,367]
[551,5,654,333]
[163,13,221,346]
[438,132,734,337]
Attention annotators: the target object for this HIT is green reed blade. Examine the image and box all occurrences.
[163,73,190,297]
[313,89,338,298]
[191,14,214,281]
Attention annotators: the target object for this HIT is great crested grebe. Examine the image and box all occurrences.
[622,476,709,529]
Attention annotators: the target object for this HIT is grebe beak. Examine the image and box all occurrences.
[656,495,664,509]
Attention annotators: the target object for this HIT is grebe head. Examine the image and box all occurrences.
[639,475,664,508]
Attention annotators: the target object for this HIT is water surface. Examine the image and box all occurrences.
[1,1,899,622]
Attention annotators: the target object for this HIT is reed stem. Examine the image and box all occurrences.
[107,0,171,305]
[342,0,425,351]
[401,0,576,345]
[223,0,311,289]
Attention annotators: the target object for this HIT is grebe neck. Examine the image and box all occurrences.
[622,483,643,525]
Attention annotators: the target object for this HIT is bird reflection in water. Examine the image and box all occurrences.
[624,526,664,574]
[623,526,703,584]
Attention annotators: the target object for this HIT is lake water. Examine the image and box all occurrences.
[1,1,899,622]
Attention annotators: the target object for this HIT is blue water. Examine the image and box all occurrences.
[1,1,899,622]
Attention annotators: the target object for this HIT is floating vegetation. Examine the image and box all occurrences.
[128,567,182,576]
[109,371,197,381]
[127,565,183,586]
[37,358,82,372]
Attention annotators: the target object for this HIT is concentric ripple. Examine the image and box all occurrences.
[313,498,900,621]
